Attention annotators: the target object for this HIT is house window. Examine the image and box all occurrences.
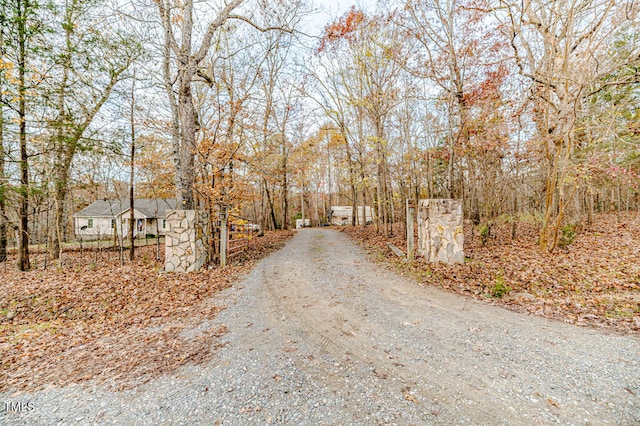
[87,218,94,228]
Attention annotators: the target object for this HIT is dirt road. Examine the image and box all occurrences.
[3,228,639,425]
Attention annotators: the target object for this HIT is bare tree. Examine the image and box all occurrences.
[156,0,300,211]
[321,9,405,236]
[156,0,245,210]
[305,49,363,227]
[499,0,640,251]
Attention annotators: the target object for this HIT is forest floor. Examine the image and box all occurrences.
[1,228,637,424]
[1,213,638,423]
[340,211,640,335]
[0,230,294,392]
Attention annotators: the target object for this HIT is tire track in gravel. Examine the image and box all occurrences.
[252,228,640,424]
[255,231,517,422]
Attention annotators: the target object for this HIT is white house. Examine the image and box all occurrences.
[330,206,374,225]
[74,198,176,240]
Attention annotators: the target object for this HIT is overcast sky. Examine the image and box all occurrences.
[301,0,377,36]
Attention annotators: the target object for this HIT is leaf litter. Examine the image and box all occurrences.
[341,212,640,335]
[0,230,294,392]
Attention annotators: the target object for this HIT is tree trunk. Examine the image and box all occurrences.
[327,145,333,224]
[374,118,389,237]
[263,178,277,230]
[129,76,136,262]
[177,74,197,209]
[49,183,66,261]
[281,137,289,229]
[17,0,30,271]
[0,115,6,262]
[335,125,357,227]
[0,200,5,264]
[156,0,243,210]
[161,9,182,209]
[587,190,593,226]
[0,9,6,263]
[511,196,518,240]
[300,189,305,228]
[361,187,367,227]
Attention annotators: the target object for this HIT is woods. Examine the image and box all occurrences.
[0,0,638,269]
[0,0,639,406]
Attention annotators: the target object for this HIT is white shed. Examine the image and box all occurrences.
[330,206,374,225]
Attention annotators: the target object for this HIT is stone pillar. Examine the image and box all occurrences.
[417,199,464,264]
[164,210,210,272]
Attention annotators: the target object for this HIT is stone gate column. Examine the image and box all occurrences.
[164,210,210,272]
[417,199,464,264]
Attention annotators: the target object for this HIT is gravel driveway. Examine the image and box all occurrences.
[2,228,639,425]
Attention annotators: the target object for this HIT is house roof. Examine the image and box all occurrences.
[75,198,177,218]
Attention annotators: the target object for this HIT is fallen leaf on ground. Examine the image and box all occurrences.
[404,391,419,404]
[341,212,640,335]
[547,398,560,408]
[373,369,388,379]
[0,231,295,392]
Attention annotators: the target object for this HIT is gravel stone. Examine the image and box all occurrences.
[1,229,639,425]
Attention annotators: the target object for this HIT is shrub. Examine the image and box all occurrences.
[558,224,576,248]
[490,273,511,298]
[478,223,491,246]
